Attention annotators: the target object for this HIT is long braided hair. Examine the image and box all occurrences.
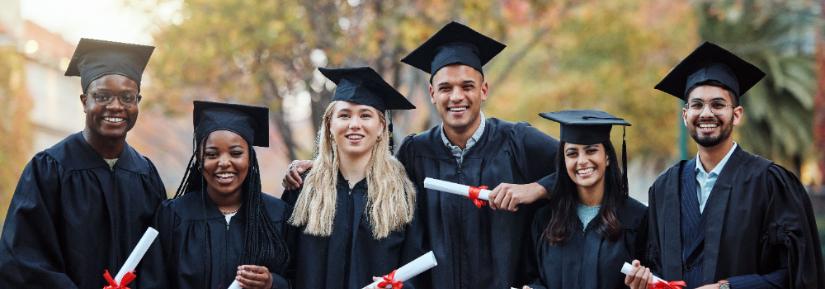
[175,133,290,273]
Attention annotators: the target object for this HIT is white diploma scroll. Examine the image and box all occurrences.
[423,178,490,200]
[227,280,241,289]
[362,251,438,289]
[115,227,159,284]
[620,262,666,284]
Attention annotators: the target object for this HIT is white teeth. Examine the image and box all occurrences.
[577,168,594,175]
[699,123,718,128]
[104,117,124,123]
[217,173,235,178]
[346,135,364,140]
[448,107,468,112]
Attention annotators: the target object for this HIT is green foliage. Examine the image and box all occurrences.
[485,0,698,163]
[0,47,33,220]
[696,0,821,170]
[144,0,817,170]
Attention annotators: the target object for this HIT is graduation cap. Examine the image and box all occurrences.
[401,21,506,77]
[319,66,415,112]
[193,101,269,147]
[539,110,630,145]
[65,38,154,94]
[319,66,415,151]
[654,41,765,100]
[540,110,631,190]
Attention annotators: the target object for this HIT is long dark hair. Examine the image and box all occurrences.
[175,135,289,273]
[543,141,628,245]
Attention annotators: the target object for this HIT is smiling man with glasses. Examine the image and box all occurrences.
[623,42,825,289]
[0,38,167,289]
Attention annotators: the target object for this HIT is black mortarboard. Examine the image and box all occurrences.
[193,101,269,147]
[319,66,415,112]
[540,110,632,191]
[539,110,630,145]
[401,21,506,77]
[654,41,765,100]
[65,38,154,93]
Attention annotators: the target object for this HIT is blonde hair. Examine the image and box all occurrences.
[289,101,416,239]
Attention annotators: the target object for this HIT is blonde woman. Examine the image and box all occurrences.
[283,67,422,289]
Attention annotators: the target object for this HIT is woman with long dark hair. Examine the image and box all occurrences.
[153,101,290,289]
[523,110,647,289]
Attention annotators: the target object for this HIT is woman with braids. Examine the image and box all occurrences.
[152,101,290,289]
[282,67,421,289]
[522,110,648,289]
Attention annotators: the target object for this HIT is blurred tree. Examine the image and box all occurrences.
[484,0,698,168]
[137,0,599,160]
[815,0,825,187]
[0,46,33,220]
[696,0,821,173]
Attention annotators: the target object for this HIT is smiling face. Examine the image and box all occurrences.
[328,101,385,158]
[201,130,250,198]
[429,64,488,134]
[564,142,609,191]
[682,85,742,148]
[81,74,140,141]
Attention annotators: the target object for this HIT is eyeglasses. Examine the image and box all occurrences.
[88,92,141,106]
[685,100,736,114]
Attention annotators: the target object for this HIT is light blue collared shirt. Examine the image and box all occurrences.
[440,112,486,165]
[577,203,601,231]
[694,143,737,213]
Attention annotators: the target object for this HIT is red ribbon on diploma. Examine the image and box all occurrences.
[467,185,488,208]
[377,270,403,289]
[103,269,136,289]
[648,280,686,289]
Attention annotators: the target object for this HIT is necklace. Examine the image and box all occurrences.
[220,207,239,215]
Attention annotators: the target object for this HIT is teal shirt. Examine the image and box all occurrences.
[576,203,601,230]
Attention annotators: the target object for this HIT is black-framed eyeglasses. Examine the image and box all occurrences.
[685,100,736,114]
[88,92,142,106]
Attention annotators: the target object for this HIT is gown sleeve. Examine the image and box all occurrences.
[0,154,79,289]
[511,123,559,193]
[143,200,178,289]
[646,183,663,275]
[272,203,293,289]
[755,165,824,289]
[394,134,417,179]
[523,208,549,289]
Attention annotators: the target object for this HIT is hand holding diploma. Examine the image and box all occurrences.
[622,260,685,289]
[363,251,438,289]
[423,178,490,208]
[102,227,159,289]
[228,265,272,289]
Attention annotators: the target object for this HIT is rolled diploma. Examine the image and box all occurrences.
[620,262,665,284]
[115,227,159,284]
[362,251,438,289]
[424,178,490,200]
[227,280,241,289]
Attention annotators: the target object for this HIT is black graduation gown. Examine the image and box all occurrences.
[527,198,648,289]
[396,118,559,289]
[0,132,167,289]
[282,175,423,289]
[152,191,291,289]
[647,146,825,288]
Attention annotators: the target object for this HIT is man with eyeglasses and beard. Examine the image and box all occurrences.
[0,38,167,289]
[624,42,824,289]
